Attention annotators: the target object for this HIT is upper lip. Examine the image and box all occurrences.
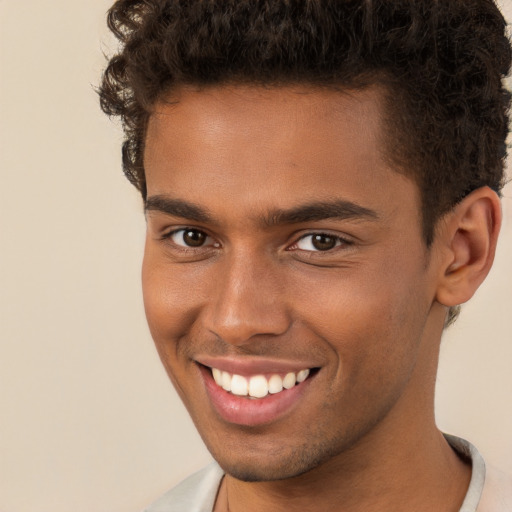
[195,355,320,376]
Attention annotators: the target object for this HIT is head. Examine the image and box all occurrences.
[99,0,511,482]
[100,0,511,325]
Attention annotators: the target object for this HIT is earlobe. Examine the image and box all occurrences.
[435,187,502,308]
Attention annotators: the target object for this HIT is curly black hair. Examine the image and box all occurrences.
[99,0,511,250]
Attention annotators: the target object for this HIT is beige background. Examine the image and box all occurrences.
[0,1,511,511]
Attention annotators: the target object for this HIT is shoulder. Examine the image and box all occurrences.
[478,465,512,512]
[444,434,512,512]
[142,463,225,512]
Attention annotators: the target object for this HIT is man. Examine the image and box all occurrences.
[99,1,512,511]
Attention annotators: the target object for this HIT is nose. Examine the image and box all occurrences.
[201,251,291,346]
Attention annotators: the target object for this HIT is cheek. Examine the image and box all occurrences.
[293,256,430,383]
[141,254,207,383]
[141,251,208,399]
[300,286,427,438]
[142,247,203,340]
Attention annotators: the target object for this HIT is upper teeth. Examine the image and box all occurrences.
[211,368,310,398]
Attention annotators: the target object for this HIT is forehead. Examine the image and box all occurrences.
[147,84,383,132]
[143,85,420,230]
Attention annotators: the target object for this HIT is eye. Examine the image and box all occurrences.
[293,233,348,252]
[169,228,216,248]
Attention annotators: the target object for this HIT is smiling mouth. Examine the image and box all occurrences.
[210,367,314,399]
[197,362,320,425]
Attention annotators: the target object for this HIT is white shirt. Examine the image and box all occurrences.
[143,435,512,512]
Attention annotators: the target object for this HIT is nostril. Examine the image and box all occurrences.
[203,309,291,347]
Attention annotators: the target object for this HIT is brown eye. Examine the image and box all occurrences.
[183,230,206,247]
[170,229,209,247]
[311,234,337,251]
[294,233,344,252]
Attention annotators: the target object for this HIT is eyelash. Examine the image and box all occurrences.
[288,233,353,252]
[162,228,353,254]
[163,228,219,251]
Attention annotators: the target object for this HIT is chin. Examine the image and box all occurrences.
[211,437,341,483]
[220,461,317,483]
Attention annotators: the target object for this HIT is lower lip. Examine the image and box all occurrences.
[199,365,314,427]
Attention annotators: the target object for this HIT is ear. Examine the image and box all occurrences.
[435,187,502,308]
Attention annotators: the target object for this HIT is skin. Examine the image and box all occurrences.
[142,85,500,511]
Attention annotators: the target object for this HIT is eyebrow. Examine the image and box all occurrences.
[145,196,213,223]
[144,195,379,226]
[264,200,379,226]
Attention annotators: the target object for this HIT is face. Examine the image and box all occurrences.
[142,85,445,482]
